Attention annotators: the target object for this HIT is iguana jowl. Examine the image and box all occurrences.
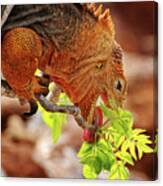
[1,3,127,125]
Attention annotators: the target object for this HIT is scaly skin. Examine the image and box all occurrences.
[1,3,127,124]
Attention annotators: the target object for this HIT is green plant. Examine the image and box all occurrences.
[38,92,71,143]
[154,130,158,153]
[78,101,153,180]
[39,92,154,180]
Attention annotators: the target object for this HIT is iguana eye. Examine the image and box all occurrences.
[96,63,104,70]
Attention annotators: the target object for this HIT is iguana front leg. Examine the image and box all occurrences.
[1,75,49,116]
[24,74,50,115]
[2,27,46,99]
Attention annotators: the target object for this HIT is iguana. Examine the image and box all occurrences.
[1,3,127,127]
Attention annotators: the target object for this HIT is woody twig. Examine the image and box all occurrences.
[35,93,95,130]
[1,79,95,130]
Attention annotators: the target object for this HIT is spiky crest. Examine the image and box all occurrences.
[83,3,115,37]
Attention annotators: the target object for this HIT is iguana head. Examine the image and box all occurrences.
[51,4,127,124]
[74,40,128,124]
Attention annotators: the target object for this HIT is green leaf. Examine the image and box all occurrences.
[129,142,137,160]
[108,162,119,179]
[92,157,102,174]
[81,156,102,174]
[42,112,66,143]
[51,114,63,142]
[133,134,152,144]
[106,127,118,141]
[79,143,103,175]
[57,92,72,105]
[94,139,115,171]
[116,151,134,166]
[116,108,133,128]
[34,69,42,76]
[77,142,93,158]
[110,108,134,135]
[137,138,152,144]
[154,133,158,153]
[119,164,129,180]
[104,152,116,170]
[41,111,54,128]
[100,103,113,118]
[137,142,153,153]
[112,120,126,135]
[136,143,143,160]
[97,149,115,171]
[109,161,129,180]
[114,135,125,149]
[83,165,97,179]
[80,155,94,164]
[109,99,118,109]
[38,93,69,143]
[96,139,112,152]
[133,134,150,141]
[132,128,146,135]
[121,139,130,152]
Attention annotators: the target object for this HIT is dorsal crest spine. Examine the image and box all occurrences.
[83,3,115,37]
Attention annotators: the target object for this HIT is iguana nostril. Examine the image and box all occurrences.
[117,80,122,91]
[114,79,122,92]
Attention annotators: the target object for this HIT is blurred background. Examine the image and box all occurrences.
[1,2,158,180]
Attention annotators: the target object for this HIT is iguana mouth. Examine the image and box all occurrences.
[86,96,98,124]
[87,91,125,125]
[86,93,107,125]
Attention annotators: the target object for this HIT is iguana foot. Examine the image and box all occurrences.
[24,99,38,116]
[31,76,49,97]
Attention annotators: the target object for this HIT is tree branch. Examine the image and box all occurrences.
[35,94,96,130]
[1,79,96,130]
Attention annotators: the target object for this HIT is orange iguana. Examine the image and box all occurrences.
[1,3,127,130]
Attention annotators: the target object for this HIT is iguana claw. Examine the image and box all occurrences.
[24,99,38,116]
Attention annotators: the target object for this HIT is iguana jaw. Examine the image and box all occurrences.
[86,95,99,125]
[85,80,127,125]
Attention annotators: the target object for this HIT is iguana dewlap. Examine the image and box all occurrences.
[1,3,127,124]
